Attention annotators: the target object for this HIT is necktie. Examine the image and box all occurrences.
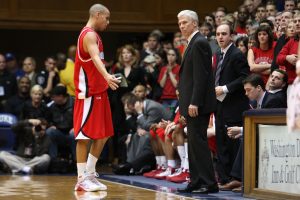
[215,52,224,86]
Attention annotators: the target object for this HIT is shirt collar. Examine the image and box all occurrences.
[257,91,266,108]
[145,48,155,55]
[268,88,282,94]
[187,30,199,45]
[143,100,147,112]
[27,72,35,80]
[220,43,233,58]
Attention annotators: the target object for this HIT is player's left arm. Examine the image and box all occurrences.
[84,32,119,90]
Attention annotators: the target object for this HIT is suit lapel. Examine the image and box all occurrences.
[143,99,149,114]
[261,92,269,108]
[181,32,200,66]
[182,44,191,65]
[219,44,234,73]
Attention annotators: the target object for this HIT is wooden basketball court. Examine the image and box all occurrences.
[0,175,193,200]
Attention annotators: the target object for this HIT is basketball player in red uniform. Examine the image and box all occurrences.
[73,4,120,192]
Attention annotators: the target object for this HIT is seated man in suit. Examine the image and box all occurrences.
[116,92,137,165]
[267,69,288,108]
[144,88,183,180]
[221,74,287,192]
[243,74,287,109]
[220,73,287,192]
[113,93,172,175]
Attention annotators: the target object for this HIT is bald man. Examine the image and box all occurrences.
[73,4,120,192]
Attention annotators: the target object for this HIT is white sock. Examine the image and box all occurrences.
[177,145,185,168]
[160,156,167,168]
[77,163,87,179]
[183,142,189,171]
[86,153,98,174]
[183,157,189,171]
[167,160,176,168]
[155,156,161,167]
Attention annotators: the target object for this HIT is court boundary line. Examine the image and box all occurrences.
[100,178,196,200]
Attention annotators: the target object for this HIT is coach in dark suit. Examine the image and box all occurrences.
[177,10,218,194]
[214,23,250,185]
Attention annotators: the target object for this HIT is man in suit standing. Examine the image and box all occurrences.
[177,10,218,194]
[214,23,250,186]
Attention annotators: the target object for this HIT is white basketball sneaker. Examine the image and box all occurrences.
[87,172,107,191]
[74,191,107,200]
[75,172,103,192]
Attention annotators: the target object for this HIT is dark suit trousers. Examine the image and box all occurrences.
[215,102,241,184]
[230,138,243,181]
[130,152,156,171]
[187,114,216,186]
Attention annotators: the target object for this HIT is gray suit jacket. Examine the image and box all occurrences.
[137,99,172,131]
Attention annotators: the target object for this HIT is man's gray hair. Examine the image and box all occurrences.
[177,10,199,23]
[89,4,109,16]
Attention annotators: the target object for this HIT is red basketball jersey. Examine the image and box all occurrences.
[74,27,108,99]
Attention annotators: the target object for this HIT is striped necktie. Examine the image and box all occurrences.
[215,52,224,86]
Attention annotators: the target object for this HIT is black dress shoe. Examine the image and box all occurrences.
[192,184,219,194]
[177,183,200,193]
[113,163,132,175]
[111,163,120,170]
[135,165,152,175]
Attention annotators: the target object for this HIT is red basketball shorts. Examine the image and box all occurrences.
[73,92,114,140]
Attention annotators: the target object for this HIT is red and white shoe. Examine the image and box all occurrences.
[167,170,190,183]
[143,165,164,178]
[166,168,182,181]
[75,178,100,192]
[74,191,107,200]
[74,172,106,191]
[87,172,107,190]
[154,167,175,180]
